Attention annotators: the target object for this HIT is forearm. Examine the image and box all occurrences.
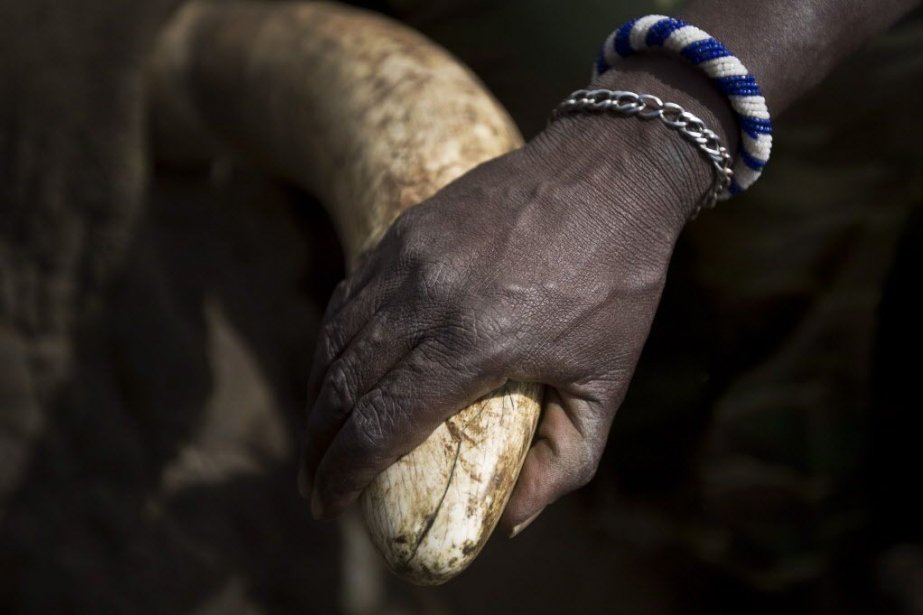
[545,0,919,226]
[680,0,920,114]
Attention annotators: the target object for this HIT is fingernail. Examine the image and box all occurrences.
[310,490,324,520]
[509,508,544,538]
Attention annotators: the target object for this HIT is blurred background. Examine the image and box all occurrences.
[1,0,921,613]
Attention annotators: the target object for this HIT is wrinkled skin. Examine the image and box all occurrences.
[301,0,922,530]
[301,57,734,531]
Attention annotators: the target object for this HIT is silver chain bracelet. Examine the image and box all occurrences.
[550,89,734,219]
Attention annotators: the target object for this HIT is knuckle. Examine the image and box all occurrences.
[318,319,345,362]
[396,233,429,270]
[362,315,387,347]
[572,463,598,490]
[391,213,431,264]
[321,357,358,416]
[571,445,602,490]
[417,260,463,306]
[351,388,399,460]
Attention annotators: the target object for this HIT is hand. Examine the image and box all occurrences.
[301,58,731,532]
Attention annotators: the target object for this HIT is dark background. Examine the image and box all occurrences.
[1,0,921,613]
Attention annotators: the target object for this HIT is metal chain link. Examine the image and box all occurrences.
[550,89,734,219]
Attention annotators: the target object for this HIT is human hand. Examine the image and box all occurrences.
[301,57,733,533]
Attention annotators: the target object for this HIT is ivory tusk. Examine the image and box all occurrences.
[152,0,543,585]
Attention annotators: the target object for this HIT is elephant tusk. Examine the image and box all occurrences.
[151,0,543,585]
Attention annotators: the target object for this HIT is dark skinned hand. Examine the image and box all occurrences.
[300,57,736,534]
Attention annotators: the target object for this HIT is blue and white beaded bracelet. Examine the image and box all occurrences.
[594,15,773,198]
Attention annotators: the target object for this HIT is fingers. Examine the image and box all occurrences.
[310,340,504,518]
[300,265,385,500]
[301,309,416,491]
[500,388,614,536]
[305,273,383,405]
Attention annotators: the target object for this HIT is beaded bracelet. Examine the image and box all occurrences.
[591,15,773,199]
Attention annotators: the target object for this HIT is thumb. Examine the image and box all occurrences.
[501,388,613,537]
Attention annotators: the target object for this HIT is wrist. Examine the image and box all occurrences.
[591,54,738,154]
[531,54,738,233]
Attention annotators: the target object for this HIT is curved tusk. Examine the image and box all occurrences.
[152,0,543,585]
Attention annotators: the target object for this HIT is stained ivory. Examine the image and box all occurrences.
[152,0,543,584]
[362,382,542,584]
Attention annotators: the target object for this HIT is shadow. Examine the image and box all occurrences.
[0,164,342,614]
